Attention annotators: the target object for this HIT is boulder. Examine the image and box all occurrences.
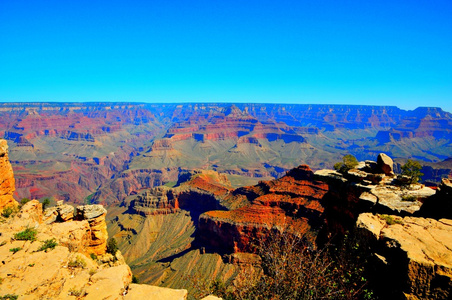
[377,153,394,175]
[76,204,107,220]
[356,213,452,299]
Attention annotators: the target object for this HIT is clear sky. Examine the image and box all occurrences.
[1,0,451,112]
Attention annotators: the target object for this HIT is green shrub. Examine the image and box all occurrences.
[90,253,97,260]
[68,256,87,268]
[37,238,58,252]
[334,154,359,173]
[13,227,37,241]
[401,195,417,202]
[106,238,118,256]
[0,294,19,300]
[132,275,139,284]
[401,159,424,184]
[379,214,403,225]
[20,198,30,205]
[9,247,22,254]
[42,198,50,211]
[1,207,15,218]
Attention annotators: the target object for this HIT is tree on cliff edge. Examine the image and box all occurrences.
[401,159,424,184]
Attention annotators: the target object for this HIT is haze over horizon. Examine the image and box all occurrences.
[1,0,451,112]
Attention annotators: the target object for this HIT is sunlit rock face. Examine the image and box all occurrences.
[0,139,18,212]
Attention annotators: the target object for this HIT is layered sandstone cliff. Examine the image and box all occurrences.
[198,165,329,252]
[0,139,18,212]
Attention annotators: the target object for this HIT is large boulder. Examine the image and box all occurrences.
[377,153,394,176]
[356,213,452,299]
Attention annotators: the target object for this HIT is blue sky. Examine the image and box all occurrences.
[1,0,451,112]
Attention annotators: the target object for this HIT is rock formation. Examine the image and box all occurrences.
[377,153,394,175]
[0,139,18,212]
[357,213,452,299]
[198,165,329,252]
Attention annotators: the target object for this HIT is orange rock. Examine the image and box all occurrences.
[0,139,18,212]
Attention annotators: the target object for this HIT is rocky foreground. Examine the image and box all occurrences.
[0,138,220,300]
[195,153,452,299]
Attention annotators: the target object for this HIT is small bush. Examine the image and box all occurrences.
[132,275,139,284]
[0,294,19,300]
[401,195,417,202]
[1,207,15,218]
[68,256,87,269]
[379,214,403,225]
[28,263,35,267]
[90,253,97,260]
[89,269,97,276]
[13,227,37,241]
[9,247,22,254]
[106,238,118,256]
[37,238,58,252]
[42,198,50,211]
[334,154,359,173]
[20,198,30,206]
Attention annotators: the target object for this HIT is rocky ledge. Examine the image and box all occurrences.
[314,153,436,216]
[0,200,190,299]
[357,213,452,299]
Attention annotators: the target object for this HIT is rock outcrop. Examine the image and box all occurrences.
[357,213,452,299]
[198,165,329,252]
[0,147,191,299]
[0,139,18,212]
[0,201,190,299]
[75,205,108,255]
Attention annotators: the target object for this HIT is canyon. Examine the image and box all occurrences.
[1,102,452,298]
[1,102,451,205]
[106,150,452,298]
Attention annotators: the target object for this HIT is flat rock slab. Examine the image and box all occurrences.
[76,205,107,220]
[125,284,188,300]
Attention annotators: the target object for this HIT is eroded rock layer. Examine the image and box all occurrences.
[198,165,329,252]
[0,139,18,211]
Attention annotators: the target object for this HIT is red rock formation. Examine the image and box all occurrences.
[128,169,233,216]
[198,165,329,252]
[0,139,18,211]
